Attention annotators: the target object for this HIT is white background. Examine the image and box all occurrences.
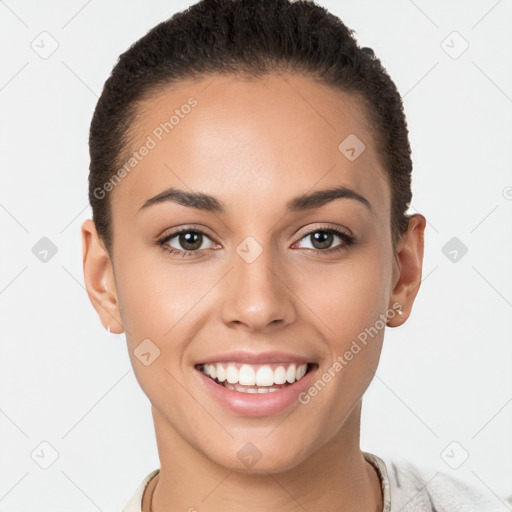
[0,0,511,510]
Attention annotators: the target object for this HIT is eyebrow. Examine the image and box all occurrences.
[138,185,372,214]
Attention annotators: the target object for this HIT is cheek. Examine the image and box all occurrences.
[294,245,392,409]
[115,249,208,339]
[297,248,392,343]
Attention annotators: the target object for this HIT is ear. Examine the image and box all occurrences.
[81,219,124,333]
[387,214,426,327]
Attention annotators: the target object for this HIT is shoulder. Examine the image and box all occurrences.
[379,454,511,511]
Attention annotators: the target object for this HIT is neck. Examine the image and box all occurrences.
[146,401,382,512]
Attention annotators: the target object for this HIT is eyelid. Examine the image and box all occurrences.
[294,222,354,239]
[157,223,217,241]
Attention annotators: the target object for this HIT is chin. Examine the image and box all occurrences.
[207,443,311,475]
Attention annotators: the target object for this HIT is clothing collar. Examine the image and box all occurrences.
[123,452,391,511]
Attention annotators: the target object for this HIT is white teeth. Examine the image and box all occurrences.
[224,382,282,393]
[273,366,287,384]
[296,364,307,381]
[226,365,239,384]
[239,364,256,385]
[256,366,274,386]
[286,364,296,383]
[200,362,309,388]
[216,363,226,382]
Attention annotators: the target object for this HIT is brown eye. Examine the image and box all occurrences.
[310,231,335,250]
[295,228,355,253]
[176,231,204,251]
[158,228,217,257]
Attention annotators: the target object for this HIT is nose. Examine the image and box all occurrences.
[220,241,297,333]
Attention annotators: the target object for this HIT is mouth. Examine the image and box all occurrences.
[194,361,319,394]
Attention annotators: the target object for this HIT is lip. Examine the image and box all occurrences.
[196,350,314,366]
[195,360,319,417]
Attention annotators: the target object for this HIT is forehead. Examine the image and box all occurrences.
[111,72,390,220]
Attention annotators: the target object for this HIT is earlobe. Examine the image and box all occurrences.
[81,219,124,334]
[387,214,426,327]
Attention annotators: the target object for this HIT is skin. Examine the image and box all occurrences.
[81,72,425,511]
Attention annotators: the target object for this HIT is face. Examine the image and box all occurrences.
[82,72,425,473]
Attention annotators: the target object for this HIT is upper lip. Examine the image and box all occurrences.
[196,350,315,366]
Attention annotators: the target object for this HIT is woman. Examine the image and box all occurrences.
[81,0,510,510]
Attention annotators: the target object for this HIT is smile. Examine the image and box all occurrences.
[198,362,311,393]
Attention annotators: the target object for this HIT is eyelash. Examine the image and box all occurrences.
[156,226,356,258]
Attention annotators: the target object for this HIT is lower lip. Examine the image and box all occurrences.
[195,365,318,417]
